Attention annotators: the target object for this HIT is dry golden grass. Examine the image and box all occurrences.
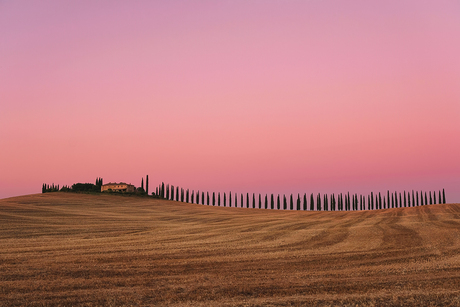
[1,193,460,306]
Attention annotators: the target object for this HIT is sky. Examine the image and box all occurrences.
[1,1,459,202]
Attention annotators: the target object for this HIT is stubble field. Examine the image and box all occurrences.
[1,193,460,306]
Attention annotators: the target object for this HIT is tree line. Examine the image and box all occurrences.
[156,182,447,211]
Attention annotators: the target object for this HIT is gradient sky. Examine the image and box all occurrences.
[1,1,459,202]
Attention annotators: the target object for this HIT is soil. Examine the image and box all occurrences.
[1,193,459,306]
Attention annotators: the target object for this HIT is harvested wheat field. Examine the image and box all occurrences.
[1,193,460,306]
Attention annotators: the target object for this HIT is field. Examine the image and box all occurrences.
[1,193,460,306]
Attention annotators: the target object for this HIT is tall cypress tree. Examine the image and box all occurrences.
[378,193,382,210]
[259,194,262,209]
[429,191,432,205]
[146,175,149,195]
[283,195,287,210]
[265,194,268,209]
[196,190,200,204]
[277,194,280,210]
[246,193,250,208]
[297,194,301,210]
[141,178,144,190]
[317,193,322,211]
[191,190,195,204]
[433,191,436,204]
[271,194,274,210]
[252,193,256,209]
[438,190,441,204]
[443,189,446,204]
[310,193,315,211]
[303,194,307,211]
[171,185,175,201]
[229,192,232,207]
[223,192,226,207]
[186,189,190,203]
[424,192,427,206]
[218,192,221,206]
[290,194,293,210]
[176,186,180,201]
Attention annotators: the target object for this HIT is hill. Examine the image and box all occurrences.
[1,193,459,306]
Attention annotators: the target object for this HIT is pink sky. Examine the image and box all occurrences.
[1,1,459,202]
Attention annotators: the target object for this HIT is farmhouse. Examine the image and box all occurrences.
[101,182,135,193]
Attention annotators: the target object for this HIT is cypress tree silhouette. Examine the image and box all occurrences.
[212,192,215,206]
[283,195,287,210]
[271,194,274,210]
[391,193,395,208]
[165,184,169,199]
[277,194,281,210]
[229,192,232,207]
[146,175,149,195]
[438,190,441,204]
[253,193,256,209]
[398,193,401,208]
[161,182,165,198]
[218,192,221,206]
[408,191,411,207]
[429,191,432,205]
[303,194,307,211]
[424,192,427,206]
[297,194,301,210]
[186,189,189,203]
[433,191,436,204]
[395,191,398,208]
[171,185,175,201]
[246,193,249,208]
[290,194,293,210]
[420,191,423,206]
[378,193,382,210]
[176,186,180,201]
[242,193,245,208]
[347,192,350,211]
[370,192,374,210]
[325,194,329,211]
[317,193,322,211]
[191,190,194,203]
[404,191,407,207]
[196,190,200,204]
[223,192,226,207]
[310,193,315,211]
[141,178,144,190]
[259,194,262,209]
[443,189,446,204]
[265,194,268,209]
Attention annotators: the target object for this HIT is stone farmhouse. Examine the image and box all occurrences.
[101,182,135,193]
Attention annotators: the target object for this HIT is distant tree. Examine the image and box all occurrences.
[228,192,231,207]
[378,193,382,210]
[429,191,432,205]
[271,194,275,210]
[161,182,165,199]
[223,192,226,207]
[297,194,301,210]
[310,193,315,211]
[191,190,195,203]
[290,194,293,210]
[141,178,144,190]
[207,192,210,206]
[246,193,250,208]
[196,190,200,204]
[443,189,446,204]
[283,195,287,210]
[276,194,279,210]
[317,193,321,211]
[424,192,427,206]
[303,194,307,211]
[433,191,436,204]
[213,192,216,206]
[259,194,262,209]
[202,191,205,205]
[404,191,407,207]
[438,190,441,204]
[265,194,268,209]
[166,184,170,200]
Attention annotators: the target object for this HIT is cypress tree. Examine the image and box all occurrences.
[303,194,307,211]
[429,191,432,205]
[420,191,424,206]
[196,190,200,204]
[347,192,350,211]
[310,193,315,211]
[443,189,446,204]
[399,193,402,207]
[297,194,301,210]
[207,192,210,206]
[438,190,441,204]
[161,182,165,198]
[404,191,407,207]
[395,191,398,207]
[283,195,287,210]
[253,193,256,209]
[171,185,175,201]
[290,194,293,210]
[317,193,322,211]
[392,193,395,208]
[370,192,374,210]
[141,178,144,190]
[186,189,190,203]
[229,192,232,207]
[271,194,275,210]
[223,192,226,207]
[259,194,262,209]
[191,190,195,204]
[218,192,221,206]
[265,194,268,209]
[325,194,329,211]
[212,192,215,206]
[408,191,411,207]
[412,190,415,207]
[433,191,436,204]
[378,193,382,210]
[277,194,280,210]
[146,175,149,195]
[165,184,169,199]
[247,193,250,208]
[424,192,427,206]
